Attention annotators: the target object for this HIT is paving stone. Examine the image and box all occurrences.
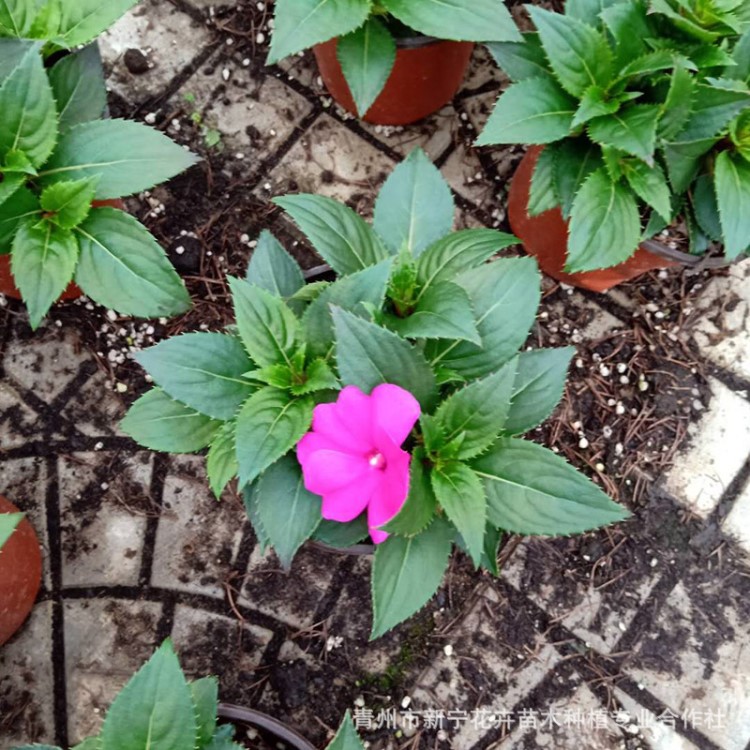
[462,43,510,93]
[0,381,41,449]
[151,456,245,597]
[615,690,701,750]
[690,263,750,382]
[410,586,561,749]
[263,114,395,212]
[58,369,127,438]
[664,378,750,517]
[0,457,50,589]
[441,141,494,208]
[541,293,625,346]
[3,329,86,404]
[275,50,321,90]
[64,598,162,743]
[722,476,750,556]
[0,602,55,746]
[205,60,313,158]
[59,452,153,588]
[624,580,750,750]
[491,683,626,749]
[170,604,274,680]
[100,0,213,103]
[502,539,661,655]
[239,543,340,630]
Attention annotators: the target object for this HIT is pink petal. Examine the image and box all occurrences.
[367,451,412,544]
[312,386,373,450]
[371,383,421,447]
[321,471,380,523]
[301,450,369,495]
[297,432,340,465]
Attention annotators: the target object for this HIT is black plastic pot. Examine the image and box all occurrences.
[218,704,316,750]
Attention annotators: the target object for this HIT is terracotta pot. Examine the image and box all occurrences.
[508,147,682,293]
[218,704,315,750]
[0,198,124,302]
[313,36,474,125]
[0,495,42,647]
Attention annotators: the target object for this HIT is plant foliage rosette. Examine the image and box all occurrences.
[267,0,521,116]
[122,150,629,638]
[478,0,750,272]
[11,639,366,750]
[0,0,196,329]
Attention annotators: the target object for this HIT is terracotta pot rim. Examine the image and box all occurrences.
[217,704,316,750]
[640,238,744,270]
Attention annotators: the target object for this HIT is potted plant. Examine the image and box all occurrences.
[477,0,750,292]
[0,3,196,329]
[11,639,364,750]
[266,0,521,125]
[0,496,42,646]
[121,149,629,639]
[11,639,362,750]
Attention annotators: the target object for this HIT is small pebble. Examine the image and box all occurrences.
[443,644,454,657]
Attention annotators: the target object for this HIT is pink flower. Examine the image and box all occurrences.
[297,384,421,544]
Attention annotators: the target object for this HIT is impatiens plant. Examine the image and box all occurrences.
[10,639,365,750]
[478,0,750,270]
[267,0,521,116]
[122,149,629,638]
[0,4,196,329]
[0,511,23,551]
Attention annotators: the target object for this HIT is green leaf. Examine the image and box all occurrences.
[135,333,254,421]
[0,0,38,36]
[486,33,552,82]
[203,726,244,750]
[242,483,270,552]
[528,146,559,216]
[101,640,197,750]
[267,0,372,64]
[0,512,22,550]
[675,84,750,141]
[190,677,219,749]
[9,746,62,750]
[431,462,485,567]
[715,150,750,258]
[373,148,454,257]
[257,454,322,570]
[571,86,621,129]
[332,306,438,411]
[528,6,613,97]
[601,0,651,65]
[425,258,540,381]
[75,207,191,317]
[567,168,641,272]
[39,177,97,230]
[235,387,313,486]
[433,359,517,461]
[274,194,389,275]
[382,447,436,537]
[326,713,366,750]
[121,388,221,453]
[303,259,392,356]
[553,139,604,219]
[659,63,696,140]
[565,0,621,24]
[731,28,750,80]
[623,159,672,221]
[370,517,454,639]
[649,0,722,41]
[292,357,340,396]
[474,438,630,535]
[0,186,36,248]
[385,280,480,345]
[337,17,396,117]
[11,220,78,329]
[245,229,304,301]
[415,228,517,291]
[663,137,717,193]
[207,421,238,498]
[617,49,689,80]
[48,0,138,48]
[587,105,660,164]
[476,78,576,146]
[0,40,57,168]
[503,347,573,436]
[229,276,301,369]
[313,513,369,548]
[692,174,722,240]
[380,0,522,42]
[48,44,106,132]
[0,172,23,208]
[41,119,199,200]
